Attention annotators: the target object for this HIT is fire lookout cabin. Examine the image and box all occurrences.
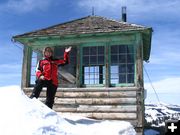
[13,15,152,134]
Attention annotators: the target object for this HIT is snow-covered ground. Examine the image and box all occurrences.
[1,85,179,135]
[0,86,136,135]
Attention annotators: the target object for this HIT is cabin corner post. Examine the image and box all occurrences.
[135,33,144,133]
[76,45,81,87]
[21,45,32,89]
[105,43,110,87]
[136,87,145,133]
[136,33,144,88]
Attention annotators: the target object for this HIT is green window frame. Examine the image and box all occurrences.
[29,44,136,87]
[30,50,42,86]
[82,46,105,86]
[110,44,135,86]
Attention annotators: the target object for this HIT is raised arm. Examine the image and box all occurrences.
[56,46,72,65]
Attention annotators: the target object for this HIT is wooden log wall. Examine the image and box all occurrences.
[24,87,143,128]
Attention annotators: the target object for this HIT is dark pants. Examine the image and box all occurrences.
[30,79,57,109]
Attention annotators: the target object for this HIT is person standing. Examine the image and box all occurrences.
[30,46,72,109]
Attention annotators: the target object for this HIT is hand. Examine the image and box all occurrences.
[39,75,45,80]
[65,46,72,53]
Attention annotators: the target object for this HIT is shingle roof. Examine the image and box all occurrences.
[13,15,152,61]
[14,15,150,38]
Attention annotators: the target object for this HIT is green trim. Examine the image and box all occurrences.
[105,42,110,87]
[79,42,137,87]
[111,83,135,87]
[14,32,136,48]
[82,84,105,87]
[79,46,83,86]
[26,47,32,87]
[109,43,136,87]
[80,44,106,87]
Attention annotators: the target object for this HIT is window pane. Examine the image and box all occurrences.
[98,56,104,64]
[110,65,118,73]
[119,54,126,63]
[111,55,118,64]
[111,73,118,79]
[94,66,99,73]
[119,45,126,53]
[127,74,134,83]
[84,79,89,84]
[84,74,89,80]
[119,64,126,73]
[83,47,90,55]
[98,46,104,55]
[83,56,89,65]
[90,79,94,84]
[84,67,89,72]
[111,79,118,84]
[90,47,97,54]
[119,74,126,83]
[127,64,134,73]
[127,54,134,63]
[90,56,97,64]
[111,45,118,54]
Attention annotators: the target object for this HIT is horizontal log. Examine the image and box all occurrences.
[54,97,136,105]
[55,91,136,98]
[24,89,137,99]
[53,105,137,113]
[57,112,137,120]
[23,87,140,92]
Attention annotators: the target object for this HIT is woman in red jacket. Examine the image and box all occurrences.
[30,46,72,109]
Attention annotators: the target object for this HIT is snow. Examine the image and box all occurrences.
[0,86,136,135]
[144,103,180,134]
[145,103,180,127]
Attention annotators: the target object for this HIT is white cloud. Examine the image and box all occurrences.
[148,51,180,66]
[145,77,180,93]
[0,0,52,14]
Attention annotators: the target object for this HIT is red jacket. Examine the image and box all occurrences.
[36,52,69,86]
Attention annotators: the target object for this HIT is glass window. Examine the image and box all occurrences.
[30,47,77,87]
[82,46,105,85]
[30,50,42,85]
[54,46,77,87]
[110,45,135,84]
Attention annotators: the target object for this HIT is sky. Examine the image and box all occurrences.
[0,85,136,135]
[0,0,180,95]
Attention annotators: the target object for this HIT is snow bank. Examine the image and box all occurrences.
[145,103,180,127]
[0,86,136,135]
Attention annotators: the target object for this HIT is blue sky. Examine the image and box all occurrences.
[0,0,180,94]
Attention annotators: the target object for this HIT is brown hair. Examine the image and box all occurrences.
[43,47,53,56]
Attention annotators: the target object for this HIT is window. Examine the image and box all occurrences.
[29,44,135,87]
[54,46,77,87]
[29,47,77,87]
[110,45,135,84]
[30,51,42,85]
[82,46,105,85]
